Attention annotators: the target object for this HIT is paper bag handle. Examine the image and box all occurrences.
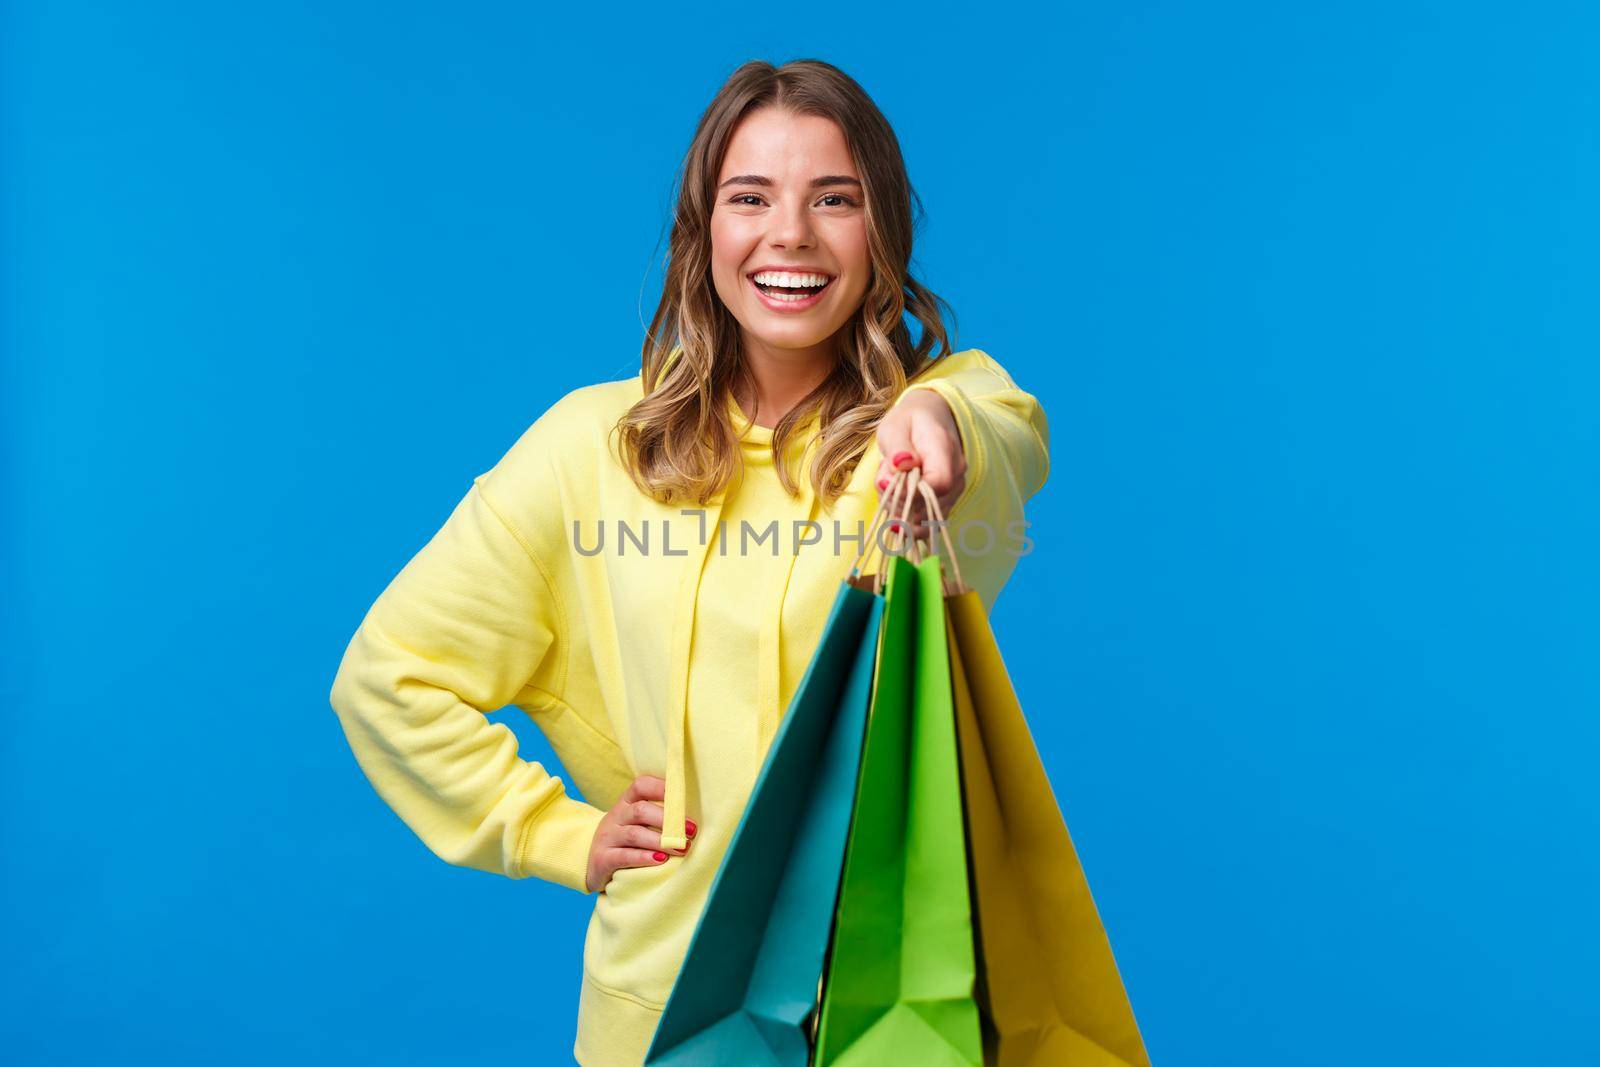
[907,476,968,593]
[848,465,921,593]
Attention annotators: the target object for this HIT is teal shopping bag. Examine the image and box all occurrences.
[644,576,885,1065]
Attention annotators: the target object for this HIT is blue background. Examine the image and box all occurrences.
[4,2,1596,1063]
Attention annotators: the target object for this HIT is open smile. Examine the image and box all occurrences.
[748,269,835,313]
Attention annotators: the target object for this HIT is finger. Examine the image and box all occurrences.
[876,474,919,537]
[614,823,686,854]
[622,775,666,803]
[876,413,919,475]
[609,847,672,872]
[622,799,666,829]
[908,418,963,499]
[874,456,896,495]
[874,476,909,537]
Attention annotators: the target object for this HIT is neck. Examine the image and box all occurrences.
[733,333,838,429]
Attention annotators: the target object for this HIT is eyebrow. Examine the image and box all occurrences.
[717,174,863,190]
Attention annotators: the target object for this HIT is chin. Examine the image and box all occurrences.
[751,326,837,351]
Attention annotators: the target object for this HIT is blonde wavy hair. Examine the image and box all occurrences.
[614,58,957,509]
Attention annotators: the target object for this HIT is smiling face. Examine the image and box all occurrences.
[710,107,872,365]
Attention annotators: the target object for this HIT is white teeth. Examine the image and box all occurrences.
[752,270,832,288]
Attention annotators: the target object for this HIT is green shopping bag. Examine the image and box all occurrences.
[813,478,983,1065]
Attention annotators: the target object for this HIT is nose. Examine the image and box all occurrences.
[767,196,815,250]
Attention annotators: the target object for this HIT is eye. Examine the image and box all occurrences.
[725,192,858,208]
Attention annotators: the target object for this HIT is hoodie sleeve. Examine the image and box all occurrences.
[891,348,1051,612]
[328,464,606,894]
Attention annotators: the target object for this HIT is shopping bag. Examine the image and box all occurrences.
[644,577,884,1065]
[915,477,1153,1066]
[814,467,984,1066]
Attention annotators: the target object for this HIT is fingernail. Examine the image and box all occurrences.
[876,477,889,491]
[653,851,667,862]
[686,821,697,837]
[891,450,916,470]
[888,521,902,533]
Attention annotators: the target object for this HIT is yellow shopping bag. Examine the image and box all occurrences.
[912,477,1153,1067]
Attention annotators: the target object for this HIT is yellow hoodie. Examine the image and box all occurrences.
[328,347,1049,1065]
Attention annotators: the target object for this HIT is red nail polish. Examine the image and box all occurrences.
[892,450,915,470]
[888,521,902,533]
[876,477,889,491]
[653,851,667,862]
[686,821,697,837]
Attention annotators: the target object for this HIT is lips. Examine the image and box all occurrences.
[748,274,833,312]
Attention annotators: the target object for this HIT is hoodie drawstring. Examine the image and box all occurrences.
[660,490,728,853]
[755,481,820,753]
[658,439,824,852]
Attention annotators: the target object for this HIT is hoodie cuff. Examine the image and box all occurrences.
[514,792,608,893]
[894,380,983,518]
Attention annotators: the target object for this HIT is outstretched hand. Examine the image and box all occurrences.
[875,389,966,540]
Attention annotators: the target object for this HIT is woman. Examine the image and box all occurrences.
[329,58,1049,1065]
